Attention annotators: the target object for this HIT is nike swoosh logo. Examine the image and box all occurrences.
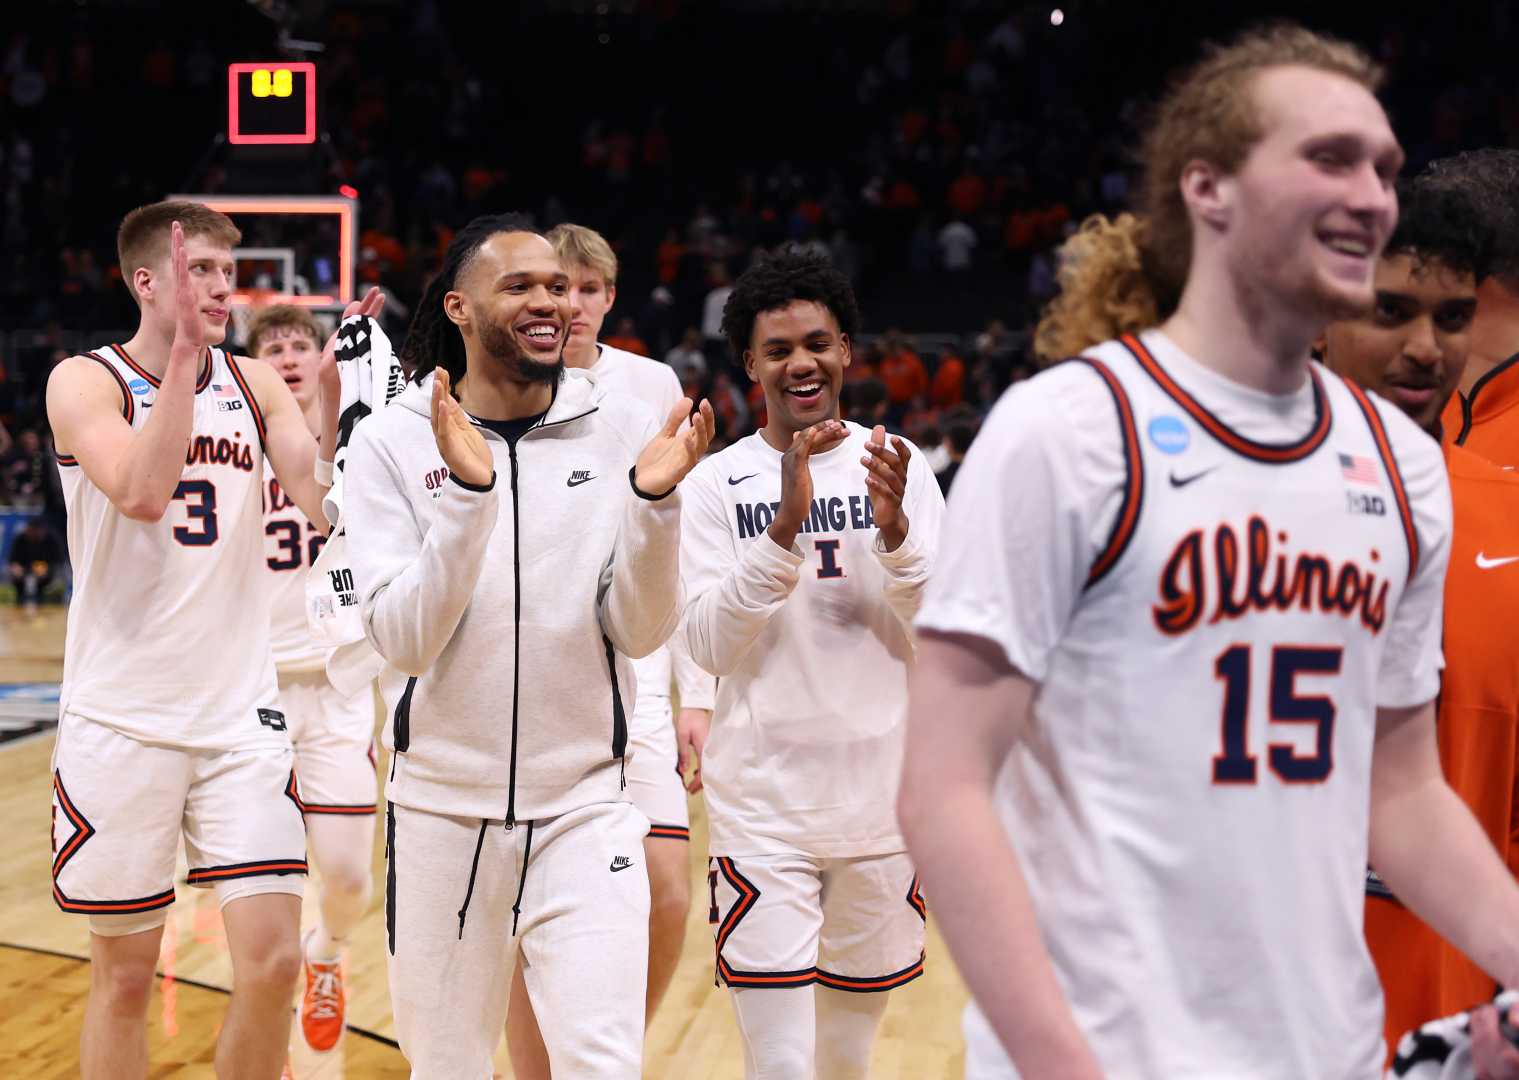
[610,861,633,872]
[1476,552,1519,569]
[1169,467,1218,489]
[728,473,758,486]
[566,475,596,488]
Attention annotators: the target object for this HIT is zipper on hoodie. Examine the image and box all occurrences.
[390,676,418,782]
[505,440,523,830]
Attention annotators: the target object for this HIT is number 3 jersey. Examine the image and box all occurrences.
[679,421,945,858]
[58,344,283,752]
[916,330,1451,1080]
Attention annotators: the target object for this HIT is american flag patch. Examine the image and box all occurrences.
[212,382,238,399]
[1339,453,1379,485]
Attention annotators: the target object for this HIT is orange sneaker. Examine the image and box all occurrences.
[299,932,346,1053]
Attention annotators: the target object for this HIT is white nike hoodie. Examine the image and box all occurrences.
[343,367,683,824]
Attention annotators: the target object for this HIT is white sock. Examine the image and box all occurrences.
[307,923,343,964]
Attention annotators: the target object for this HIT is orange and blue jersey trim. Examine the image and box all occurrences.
[1076,356,1144,589]
[185,859,308,885]
[816,954,926,993]
[647,823,691,841]
[108,343,214,394]
[224,353,267,450]
[51,770,177,914]
[1119,333,1333,463]
[84,351,134,425]
[56,454,79,468]
[1341,380,1419,581]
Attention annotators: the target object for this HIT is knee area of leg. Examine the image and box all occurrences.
[650,881,691,926]
[242,935,303,991]
[97,959,157,1008]
[322,859,374,905]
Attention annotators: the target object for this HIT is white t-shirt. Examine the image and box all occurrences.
[917,329,1450,1079]
[938,220,978,270]
[680,422,946,857]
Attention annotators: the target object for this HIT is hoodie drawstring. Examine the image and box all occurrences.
[511,819,536,937]
[456,819,489,939]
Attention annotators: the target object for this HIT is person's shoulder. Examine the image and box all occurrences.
[1362,390,1447,484]
[688,434,756,485]
[352,380,430,447]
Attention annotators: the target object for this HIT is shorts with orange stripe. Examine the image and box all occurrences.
[51,712,307,934]
[710,850,925,993]
[279,667,379,815]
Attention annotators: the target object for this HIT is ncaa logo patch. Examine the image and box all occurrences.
[1147,415,1190,455]
[128,378,152,396]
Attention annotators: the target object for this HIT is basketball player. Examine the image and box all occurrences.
[1318,172,1519,1059]
[247,304,384,1054]
[496,223,712,1079]
[679,251,944,1079]
[44,201,354,1078]
[1424,150,1519,468]
[343,214,713,1078]
[901,26,1519,1078]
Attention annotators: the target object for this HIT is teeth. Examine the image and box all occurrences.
[789,383,821,394]
[1327,238,1371,256]
[524,326,557,339]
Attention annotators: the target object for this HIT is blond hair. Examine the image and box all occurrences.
[1035,24,1382,360]
[546,222,618,285]
[117,200,241,308]
[244,304,322,357]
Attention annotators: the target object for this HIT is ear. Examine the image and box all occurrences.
[605,282,617,312]
[1179,159,1232,232]
[444,290,468,329]
[839,332,852,370]
[743,349,758,383]
[133,266,155,306]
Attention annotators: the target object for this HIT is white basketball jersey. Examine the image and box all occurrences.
[59,344,284,751]
[262,459,328,674]
[925,331,1449,1080]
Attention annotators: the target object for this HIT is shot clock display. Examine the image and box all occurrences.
[227,62,316,145]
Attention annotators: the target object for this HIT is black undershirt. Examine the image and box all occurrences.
[473,410,547,447]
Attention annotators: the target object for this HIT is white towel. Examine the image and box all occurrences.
[305,314,405,694]
[1388,989,1519,1079]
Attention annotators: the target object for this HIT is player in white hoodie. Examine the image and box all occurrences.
[679,251,944,1079]
[343,214,713,1079]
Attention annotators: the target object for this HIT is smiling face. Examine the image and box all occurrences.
[744,300,851,440]
[141,233,237,345]
[1215,65,1403,323]
[252,324,322,410]
[447,231,571,382]
[1322,252,1476,433]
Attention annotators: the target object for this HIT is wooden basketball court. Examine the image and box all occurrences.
[0,606,969,1077]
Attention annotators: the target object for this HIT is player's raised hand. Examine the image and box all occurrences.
[1470,1002,1519,1079]
[633,398,716,496]
[771,419,846,550]
[168,221,205,363]
[429,368,494,488]
[319,286,386,397]
[863,423,911,551]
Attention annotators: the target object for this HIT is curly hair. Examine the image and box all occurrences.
[1036,23,1381,359]
[720,250,860,362]
[1385,173,1495,282]
[1035,214,1159,361]
[400,212,538,385]
[1420,149,1519,281]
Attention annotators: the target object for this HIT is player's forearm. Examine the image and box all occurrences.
[899,778,1102,1079]
[349,456,498,676]
[602,486,684,659]
[1371,775,1519,988]
[278,440,332,536]
[669,631,717,710]
[876,528,932,626]
[111,349,200,520]
[680,533,800,676]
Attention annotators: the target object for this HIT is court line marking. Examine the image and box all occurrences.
[0,941,401,1049]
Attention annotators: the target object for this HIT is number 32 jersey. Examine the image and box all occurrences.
[58,344,282,751]
[917,330,1451,1080]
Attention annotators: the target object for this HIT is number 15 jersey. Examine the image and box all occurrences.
[58,344,282,752]
[916,330,1451,1079]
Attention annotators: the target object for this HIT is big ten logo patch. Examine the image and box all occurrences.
[424,466,450,497]
[327,566,358,607]
[258,708,287,731]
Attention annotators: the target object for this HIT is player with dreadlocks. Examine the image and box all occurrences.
[343,213,714,1078]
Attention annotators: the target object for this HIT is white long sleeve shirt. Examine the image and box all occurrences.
[680,422,944,857]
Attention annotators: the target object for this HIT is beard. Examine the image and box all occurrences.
[478,316,564,385]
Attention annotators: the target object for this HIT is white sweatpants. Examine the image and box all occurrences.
[386,799,651,1079]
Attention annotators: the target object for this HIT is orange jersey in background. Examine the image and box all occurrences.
[1442,354,1519,468]
[1366,442,1519,1056]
